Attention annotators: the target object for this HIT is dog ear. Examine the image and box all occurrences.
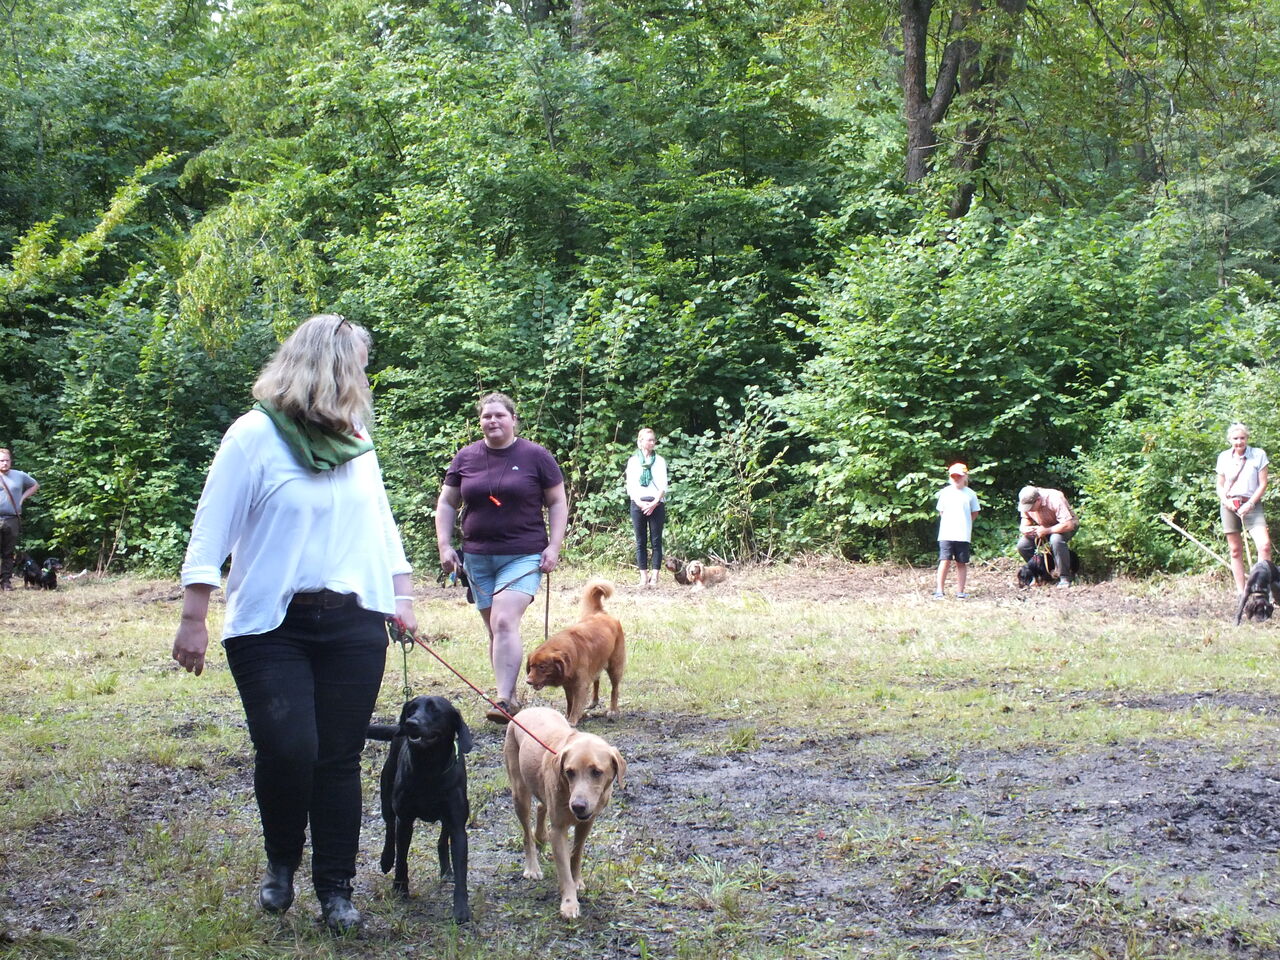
[397,700,413,733]
[557,747,571,782]
[454,711,474,754]
[610,747,627,788]
[554,652,571,678]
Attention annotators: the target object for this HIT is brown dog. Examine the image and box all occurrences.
[685,560,728,591]
[503,707,626,919]
[525,579,625,725]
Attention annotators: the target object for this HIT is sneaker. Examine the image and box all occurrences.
[1057,578,1071,588]
[956,592,969,599]
[932,591,945,599]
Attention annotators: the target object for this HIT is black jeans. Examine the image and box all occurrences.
[224,597,387,896]
[630,501,666,570]
[0,515,19,585]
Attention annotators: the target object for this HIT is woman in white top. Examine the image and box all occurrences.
[625,427,668,586]
[172,314,415,934]
[1216,421,1271,593]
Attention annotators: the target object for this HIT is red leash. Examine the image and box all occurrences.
[387,619,557,756]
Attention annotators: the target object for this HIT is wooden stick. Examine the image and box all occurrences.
[1158,513,1230,570]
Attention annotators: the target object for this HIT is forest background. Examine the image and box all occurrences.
[4,0,1280,577]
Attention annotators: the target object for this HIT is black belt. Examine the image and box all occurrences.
[289,589,357,609]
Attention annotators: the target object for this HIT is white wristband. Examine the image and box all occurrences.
[394,595,414,602]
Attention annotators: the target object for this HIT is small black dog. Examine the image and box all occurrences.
[20,554,41,589]
[38,557,63,590]
[664,557,690,586]
[367,695,473,922]
[1236,560,1280,624]
[1016,549,1079,587]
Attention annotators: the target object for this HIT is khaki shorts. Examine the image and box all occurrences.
[1222,501,1267,535]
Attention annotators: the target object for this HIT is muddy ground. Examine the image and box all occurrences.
[4,563,1279,958]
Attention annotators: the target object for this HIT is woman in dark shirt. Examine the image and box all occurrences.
[435,392,567,721]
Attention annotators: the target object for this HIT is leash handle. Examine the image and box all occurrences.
[387,618,558,756]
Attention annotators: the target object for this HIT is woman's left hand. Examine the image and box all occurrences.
[395,598,418,635]
[539,545,561,573]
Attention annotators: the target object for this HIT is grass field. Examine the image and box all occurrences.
[1,560,1278,959]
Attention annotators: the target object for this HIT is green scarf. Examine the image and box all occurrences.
[253,401,373,472]
[638,451,656,488]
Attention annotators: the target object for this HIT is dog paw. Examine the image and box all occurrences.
[452,903,471,923]
[523,865,543,881]
[575,877,586,892]
[560,898,580,919]
[392,879,409,897]
[379,852,394,873]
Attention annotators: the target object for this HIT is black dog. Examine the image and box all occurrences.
[1236,560,1280,624]
[664,557,690,586]
[20,554,40,589]
[38,557,63,590]
[367,695,473,922]
[1016,549,1079,587]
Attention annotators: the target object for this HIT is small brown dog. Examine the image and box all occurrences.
[503,707,626,919]
[685,560,728,591]
[525,579,625,725]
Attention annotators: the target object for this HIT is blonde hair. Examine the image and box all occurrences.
[252,314,372,432]
[476,392,517,419]
[636,427,656,447]
[1228,422,1249,440]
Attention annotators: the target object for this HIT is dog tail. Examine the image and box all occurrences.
[366,723,399,741]
[580,578,615,616]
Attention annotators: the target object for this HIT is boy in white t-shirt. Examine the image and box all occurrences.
[935,463,981,599]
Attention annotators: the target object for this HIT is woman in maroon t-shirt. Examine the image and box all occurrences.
[435,393,567,721]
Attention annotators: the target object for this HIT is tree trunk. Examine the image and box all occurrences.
[899,0,1027,216]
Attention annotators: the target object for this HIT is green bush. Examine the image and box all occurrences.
[784,200,1209,559]
[1078,345,1280,576]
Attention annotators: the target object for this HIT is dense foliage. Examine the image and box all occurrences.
[3,0,1280,574]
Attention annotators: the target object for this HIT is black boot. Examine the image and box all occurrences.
[319,891,362,935]
[258,862,295,914]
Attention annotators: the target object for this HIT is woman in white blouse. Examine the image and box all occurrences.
[172,314,415,934]
[625,427,668,586]
[1216,421,1271,593]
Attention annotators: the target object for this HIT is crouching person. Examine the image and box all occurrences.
[1016,485,1078,587]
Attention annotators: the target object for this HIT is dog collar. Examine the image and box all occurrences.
[441,741,460,772]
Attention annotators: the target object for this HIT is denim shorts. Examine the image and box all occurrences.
[463,553,542,610]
